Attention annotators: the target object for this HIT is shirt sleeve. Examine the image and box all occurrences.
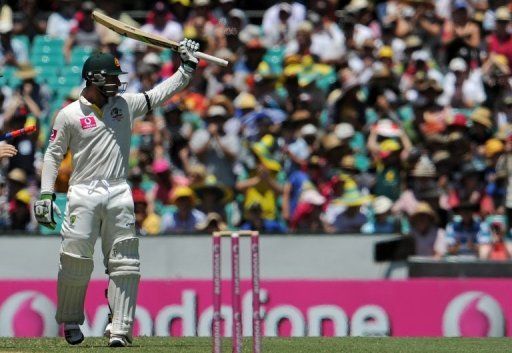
[41,110,71,193]
[124,69,192,120]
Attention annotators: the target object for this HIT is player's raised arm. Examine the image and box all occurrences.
[125,39,200,118]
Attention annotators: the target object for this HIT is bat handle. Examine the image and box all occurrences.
[194,51,229,67]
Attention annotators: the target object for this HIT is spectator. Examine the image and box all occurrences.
[46,0,77,39]
[446,202,481,256]
[362,196,400,234]
[10,189,31,230]
[189,104,240,187]
[195,212,227,233]
[290,187,326,232]
[193,174,235,227]
[409,202,446,258]
[240,202,286,233]
[0,6,28,67]
[325,184,371,234]
[237,141,284,220]
[63,1,101,63]
[133,188,161,236]
[477,215,512,260]
[263,1,306,47]
[486,7,512,72]
[161,186,206,233]
[141,1,183,43]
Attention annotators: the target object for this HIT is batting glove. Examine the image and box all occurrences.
[178,38,200,74]
[34,192,62,230]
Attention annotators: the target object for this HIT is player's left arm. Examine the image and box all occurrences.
[125,39,199,118]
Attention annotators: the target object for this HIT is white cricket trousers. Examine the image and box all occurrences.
[60,179,136,263]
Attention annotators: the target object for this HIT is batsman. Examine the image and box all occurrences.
[34,39,200,347]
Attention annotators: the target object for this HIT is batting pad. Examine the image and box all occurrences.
[55,252,94,324]
[107,236,140,341]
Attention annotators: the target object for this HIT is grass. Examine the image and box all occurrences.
[0,337,508,353]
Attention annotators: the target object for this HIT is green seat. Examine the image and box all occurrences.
[70,46,93,66]
[34,66,60,84]
[31,54,65,67]
[33,35,64,48]
[61,65,82,81]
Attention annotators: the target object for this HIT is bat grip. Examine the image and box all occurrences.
[194,51,229,67]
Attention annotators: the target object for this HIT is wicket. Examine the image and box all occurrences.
[212,230,261,353]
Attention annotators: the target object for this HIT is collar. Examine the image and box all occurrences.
[79,94,105,119]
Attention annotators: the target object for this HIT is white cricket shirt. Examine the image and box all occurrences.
[41,69,192,193]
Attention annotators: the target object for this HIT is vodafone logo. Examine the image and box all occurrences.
[0,291,58,337]
[80,116,97,130]
[443,291,504,337]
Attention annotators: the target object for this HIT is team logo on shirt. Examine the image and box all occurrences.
[49,129,57,142]
[111,107,124,122]
[80,116,97,130]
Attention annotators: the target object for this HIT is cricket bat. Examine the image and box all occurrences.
[92,11,229,67]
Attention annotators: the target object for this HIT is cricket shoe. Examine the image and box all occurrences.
[103,323,112,338]
[64,323,84,345]
[109,334,129,347]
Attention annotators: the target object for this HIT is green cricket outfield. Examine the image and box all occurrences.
[0,337,507,353]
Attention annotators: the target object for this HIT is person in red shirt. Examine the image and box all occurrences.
[487,7,512,71]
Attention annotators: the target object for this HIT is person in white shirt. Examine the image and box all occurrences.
[33,39,199,347]
[140,1,183,43]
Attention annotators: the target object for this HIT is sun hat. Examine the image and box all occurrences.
[195,212,227,231]
[337,185,373,207]
[485,138,504,158]
[470,107,493,129]
[410,155,437,177]
[410,202,437,223]
[373,196,393,215]
[193,175,233,203]
[171,186,197,204]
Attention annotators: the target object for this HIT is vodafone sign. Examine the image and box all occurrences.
[0,280,509,337]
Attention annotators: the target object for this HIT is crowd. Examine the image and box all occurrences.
[1,0,512,259]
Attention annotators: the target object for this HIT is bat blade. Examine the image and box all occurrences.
[92,11,229,67]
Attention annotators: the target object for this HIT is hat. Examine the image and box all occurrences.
[496,6,512,21]
[411,50,430,62]
[345,0,370,13]
[411,202,437,222]
[297,21,313,33]
[446,113,468,128]
[290,110,313,123]
[411,155,437,177]
[485,138,504,158]
[171,186,197,204]
[321,133,343,151]
[132,189,147,204]
[373,196,393,215]
[334,123,355,140]
[375,119,401,137]
[0,5,13,34]
[8,168,27,184]
[405,35,422,49]
[152,159,171,174]
[300,123,318,137]
[453,0,468,10]
[81,1,95,12]
[193,0,210,6]
[378,46,393,59]
[251,142,282,172]
[193,175,233,203]
[143,52,162,66]
[234,92,257,110]
[206,105,228,119]
[470,107,493,129]
[210,94,234,117]
[15,189,31,205]
[449,57,467,72]
[379,139,401,158]
[171,0,191,6]
[195,212,227,231]
[15,65,37,80]
[338,185,372,207]
[432,150,451,164]
[299,188,326,206]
